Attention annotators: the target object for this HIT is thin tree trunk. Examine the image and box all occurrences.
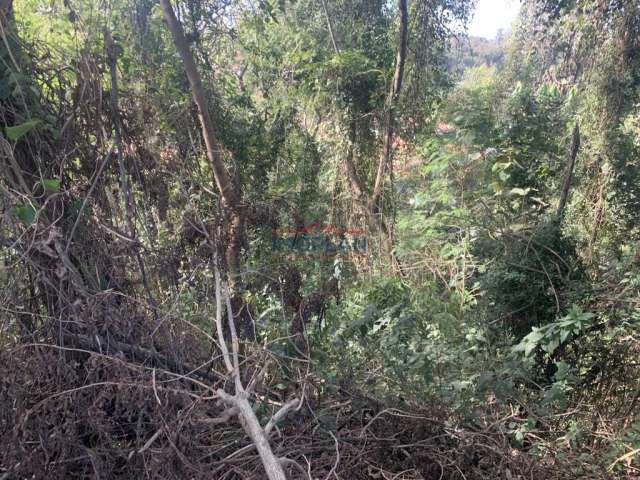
[341,0,407,265]
[557,123,581,218]
[320,0,339,54]
[160,0,244,275]
[344,124,366,204]
[104,28,158,311]
[370,0,408,209]
[344,122,399,270]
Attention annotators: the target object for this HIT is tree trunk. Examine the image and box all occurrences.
[104,28,157,311]
[557,123,581,218]
[370,0,408,210]
[342,0,407,265]
[159,0,244,276]
[321,0,340,54]
[344,125,400,270]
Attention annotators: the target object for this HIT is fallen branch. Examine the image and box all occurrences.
[212,266,299,480]
[62,332,221,383]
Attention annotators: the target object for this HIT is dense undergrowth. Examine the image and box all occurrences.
[1,0,640,478]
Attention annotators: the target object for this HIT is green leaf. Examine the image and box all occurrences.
[13,203,37,224]
[513,327,545,357]
[42,178,61,191]
[543,337,560,354]
[554,362,571,382]
[6,120,40,141]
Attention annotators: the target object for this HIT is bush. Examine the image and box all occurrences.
[474,218,585,338]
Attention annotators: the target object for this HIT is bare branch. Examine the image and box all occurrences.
[265,398,300,435]
[214,267,235,376]
[223,279,243,393]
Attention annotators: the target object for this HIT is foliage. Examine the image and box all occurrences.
[1,0,640,477]
[475,219,584,338]
[512,305,595,359]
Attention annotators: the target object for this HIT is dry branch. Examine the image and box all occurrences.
[212,266,299,480]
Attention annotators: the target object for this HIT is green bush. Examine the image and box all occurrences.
[474,219,585,338]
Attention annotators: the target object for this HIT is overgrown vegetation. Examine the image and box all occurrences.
[1,0,640,478]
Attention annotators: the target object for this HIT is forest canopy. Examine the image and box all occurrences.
[1,0,640,478]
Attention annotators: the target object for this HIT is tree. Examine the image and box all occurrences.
[342,0,407,261]
[160,0,244,278]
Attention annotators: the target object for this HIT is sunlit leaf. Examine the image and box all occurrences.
[42,178,61,191]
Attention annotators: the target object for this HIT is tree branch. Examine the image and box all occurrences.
[557,122,581,218]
